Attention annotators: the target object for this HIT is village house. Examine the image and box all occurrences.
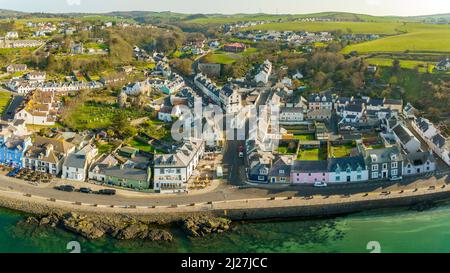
[14,90,59,125]
[308,93,333,111]
[5,31,19,39]
[23,136,75,175]
[268,155,293,183]
[392,123,421,153]
[403,151,436,176]
[194,74,242,113]
[153,139,204,193]
[327,156,368,183]
[26,71,46,83]
[61,141,98,182]
[361,145,403,180]
[247,150,274,183]
[6,64,27,73]
[255,59,273,84]
[279,107,305,125]
[431,134,450,166]
[0,134,31,168]
[384,99,403,112]
[222,42,246,53]
[436,58,450,71]
[291,160,329,184]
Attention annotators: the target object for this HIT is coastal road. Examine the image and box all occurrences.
[0,168,449,207]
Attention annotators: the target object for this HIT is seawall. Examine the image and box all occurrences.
[0,185,450,224]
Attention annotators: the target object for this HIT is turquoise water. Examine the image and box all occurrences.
[1,204,450,253]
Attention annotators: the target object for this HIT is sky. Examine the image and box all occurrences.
[1,0,450,16]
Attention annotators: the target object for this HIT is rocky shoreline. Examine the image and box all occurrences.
[21,212,232,241]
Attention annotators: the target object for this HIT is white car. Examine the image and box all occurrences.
[314,182,328,188]
[238,152,244,158]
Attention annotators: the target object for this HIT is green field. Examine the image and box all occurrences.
[342,29,450,54]
[202,48,258,65]
[0,91,12,115]
[297,147,327,161]
[366,58,435,73]
[246,21,408,35]
[62,101,147,131]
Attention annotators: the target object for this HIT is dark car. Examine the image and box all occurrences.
[97,189,116,195]
[78,187,93,194]
[55,185,75,192]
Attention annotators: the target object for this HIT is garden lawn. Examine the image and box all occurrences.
[297,148,327,161]
[293,134,315,141]
[330,144,355,158]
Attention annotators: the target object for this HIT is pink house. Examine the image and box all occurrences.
[291,160,329,184]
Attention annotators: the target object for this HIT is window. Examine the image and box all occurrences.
[391,162,398,169]
[392,169,398,176]
[382,163,388,170]
[372,172,379,179]
[372,165,378,171]
[258,176,265,181]
[279,170,285,175]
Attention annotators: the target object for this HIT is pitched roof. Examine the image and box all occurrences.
[292,160,328,172]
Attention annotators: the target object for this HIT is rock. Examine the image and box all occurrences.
[62,212,105,240]
[181,216,231,237]
[148,229,173,242]
[25,216,40,225]
[114,222,149,240]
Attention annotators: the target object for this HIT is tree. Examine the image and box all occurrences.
[392,59,401,73]
[171,58,193,76]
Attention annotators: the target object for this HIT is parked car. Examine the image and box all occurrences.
[55,185,75,192]
[389,176,402,181]
[97,189,116,195]
[313,182,327,188]
[78,187,93,194]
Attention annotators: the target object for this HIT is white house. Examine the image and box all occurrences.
[279,107,305,125]
[26,72,46,83]
[23,136,75,175]
[403,151,436,176]
[392,124,421,154]
[153,139,204,193]
[255,59,272,84]
[431,133,450,166]
[328,156,368,183]
[412,117,438,140]
[6,32,19,39]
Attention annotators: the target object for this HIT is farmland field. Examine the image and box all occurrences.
[342,29,450,54]
[366,58,435,73]
[246,21,408,34]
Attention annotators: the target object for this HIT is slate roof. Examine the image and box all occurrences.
[404,151,435,166]
[292,160,328,172]
[269,156,292,177]
[64,153,87,169]
[328,156,366,172]
[393,124,414,144]
[432,134,447,149]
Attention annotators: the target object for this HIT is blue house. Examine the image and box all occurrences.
[0,135,31,168]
